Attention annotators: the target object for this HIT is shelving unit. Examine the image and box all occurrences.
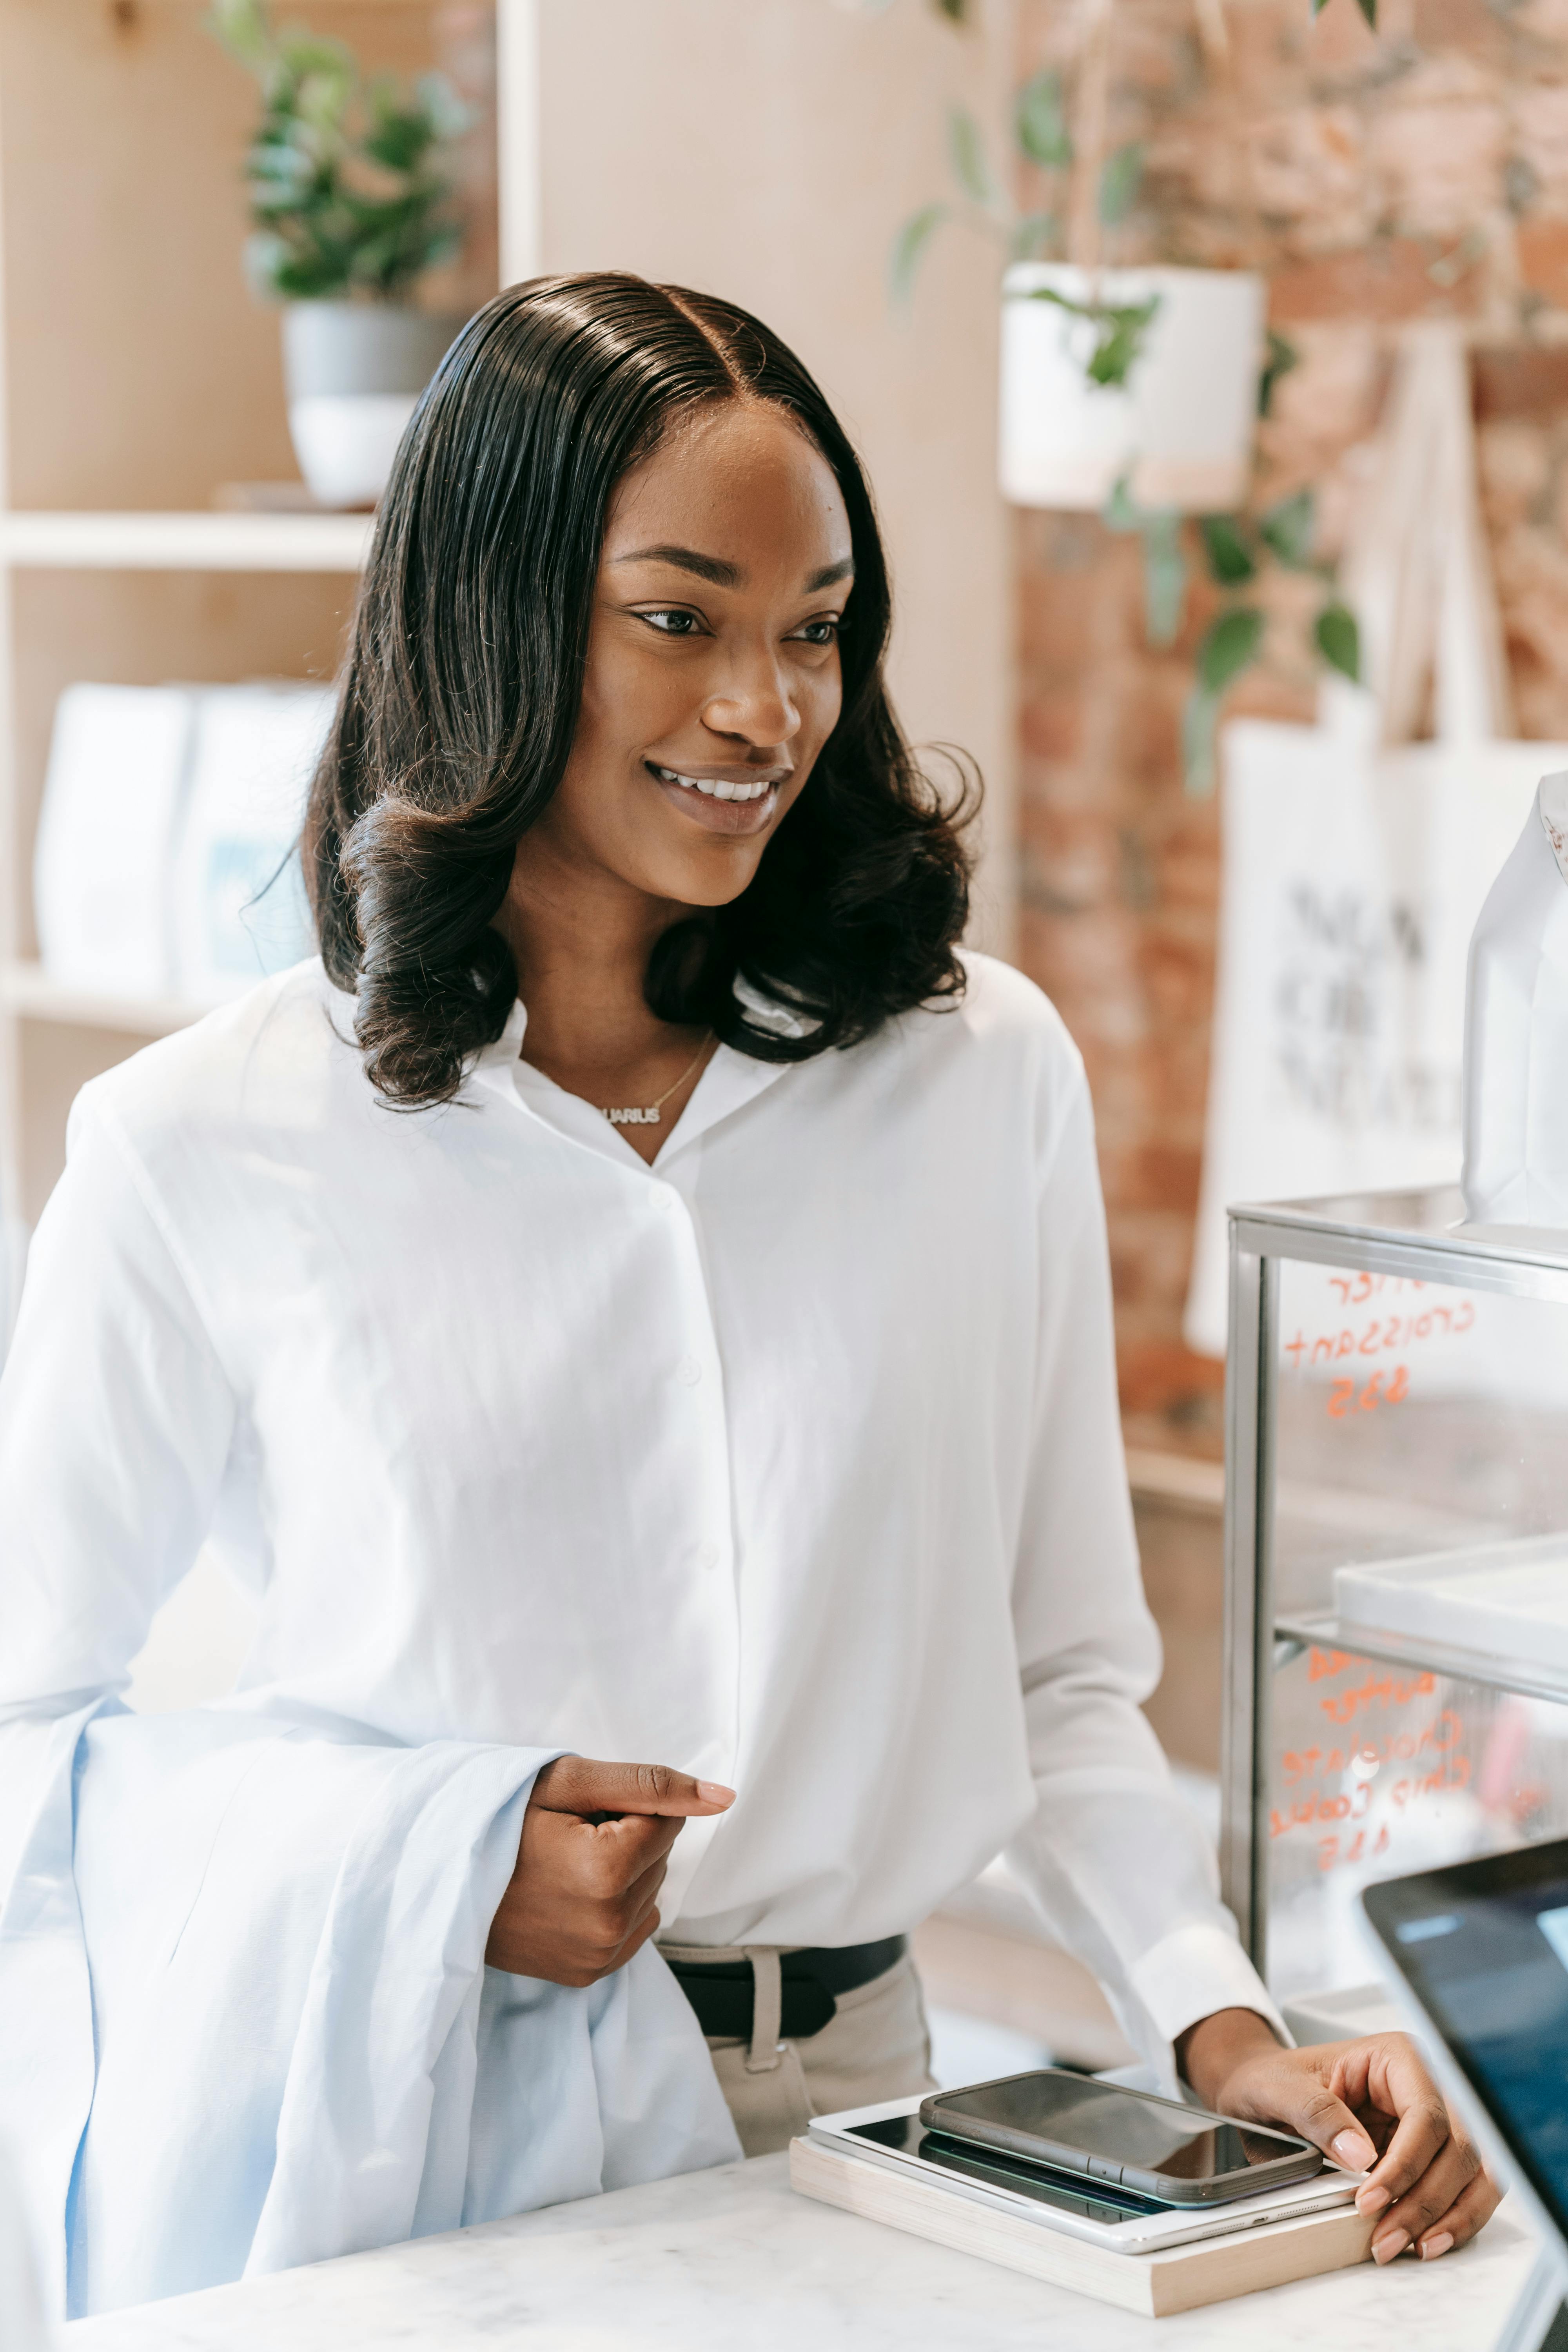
[0,960,209,1039]
[0,1,538,1247]
[1221,1183,1568,2007]
[0,510,375,573]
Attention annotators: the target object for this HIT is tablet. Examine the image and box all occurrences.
[806,2097,1360,2255]
[1363,1836,1568,2252]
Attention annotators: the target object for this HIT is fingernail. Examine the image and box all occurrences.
[1333,2130,1376,2169]
[696,1781,735,1804]
[1419,2233,1454,2260]
[1356,2183,1390,2214]
[1373,2228,1410,2264]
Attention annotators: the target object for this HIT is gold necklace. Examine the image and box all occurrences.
[602,1033,715,1129]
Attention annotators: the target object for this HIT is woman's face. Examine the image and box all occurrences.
[526,400,854,909]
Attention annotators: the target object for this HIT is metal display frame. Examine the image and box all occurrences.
[1220,1183,1568,1978]
[1220,1185,1568,2350]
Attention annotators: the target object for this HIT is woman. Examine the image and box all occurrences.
[0,275,1495,2293]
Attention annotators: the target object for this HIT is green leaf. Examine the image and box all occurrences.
[1198,606,1264,694]
[931,0,971,20]
[889,203,948,306]
[1085,295,1160,386]
[1143,513,1187,649]
[1258,327,1299,418]
[414,71,471,143]
[1103,472,1141,532]
[948,105,997,207]
[1182,685,1220,797]
[362,71,468,168]
[1315,600,1361,682]
[1259,487,1316,569]
[363,110,434,175]
[276,34,355,131]
[1200,515,1256,586]
[207,0,274,72]
[1007,210,1059,262]
[1098,142,1145,228]
[1016,67,1072,169]
[1357,0,1377,23]
[1028,285,1161,389]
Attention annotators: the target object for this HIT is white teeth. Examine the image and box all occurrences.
[653,765,774,803]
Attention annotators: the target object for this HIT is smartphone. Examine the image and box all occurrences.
[918,2069,1323,2206]
[807,2099,1357,2258]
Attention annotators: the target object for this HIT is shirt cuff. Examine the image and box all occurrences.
[1126,1921,1293,2053]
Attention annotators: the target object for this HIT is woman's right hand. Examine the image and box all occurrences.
[485,1755,735,1985]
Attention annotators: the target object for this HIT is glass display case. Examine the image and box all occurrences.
[1220,1185,1568,2020]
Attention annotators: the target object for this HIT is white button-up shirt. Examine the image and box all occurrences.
[0,951,1280,2073]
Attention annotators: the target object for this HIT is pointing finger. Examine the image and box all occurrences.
[531,1757,736,1819]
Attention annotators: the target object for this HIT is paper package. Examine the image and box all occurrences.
[1462,773,1568,1229]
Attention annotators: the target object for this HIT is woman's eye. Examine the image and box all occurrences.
[639,608,703,637]
[794,617,842,646]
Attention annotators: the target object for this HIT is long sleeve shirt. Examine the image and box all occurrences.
[0,949,1283,2080]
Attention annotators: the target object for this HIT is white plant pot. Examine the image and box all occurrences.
[281,303,461,508]
[999,263,1266,514]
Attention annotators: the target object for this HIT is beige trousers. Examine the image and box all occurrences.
[659,1943,938,2158]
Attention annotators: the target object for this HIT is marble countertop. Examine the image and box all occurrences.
[65,2152,1541,2352]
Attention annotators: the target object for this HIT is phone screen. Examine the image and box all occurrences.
[929,2072,1315,2185]
[844,2113,1171,2220]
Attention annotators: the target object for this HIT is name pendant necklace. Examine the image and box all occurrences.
[603,1032,715,1129]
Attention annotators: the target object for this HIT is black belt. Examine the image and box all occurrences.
[666,1934,907,2041]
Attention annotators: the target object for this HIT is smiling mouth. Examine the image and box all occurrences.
[648,763,780,803]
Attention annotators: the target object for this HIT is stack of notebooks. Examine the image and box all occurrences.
[790,2095,1373,2321]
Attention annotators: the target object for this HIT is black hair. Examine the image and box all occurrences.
[304,270,975,1107]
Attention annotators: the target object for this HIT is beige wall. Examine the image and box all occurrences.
[0,0,487,512]
[533,0,1017,950]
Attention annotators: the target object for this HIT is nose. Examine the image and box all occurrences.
[701,639,800,750]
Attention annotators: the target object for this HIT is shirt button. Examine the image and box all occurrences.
[696,1541,721,1572]
[675,1354,703,1386]
[652,1186,679,1212]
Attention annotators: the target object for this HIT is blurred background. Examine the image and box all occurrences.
[4,0,1568,2081]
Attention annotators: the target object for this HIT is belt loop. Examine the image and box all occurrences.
[744,1947,784,2073]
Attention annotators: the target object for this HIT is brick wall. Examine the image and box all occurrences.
[1014,0,1568,1456]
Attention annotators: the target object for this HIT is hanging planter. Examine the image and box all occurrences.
[892,0,1361,788]
[999,262,1265,513]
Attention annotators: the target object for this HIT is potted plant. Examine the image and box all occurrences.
[211,0,470,508]
[896,48,1267,514]
[895,56,1358,787]
[999,258,1265,512]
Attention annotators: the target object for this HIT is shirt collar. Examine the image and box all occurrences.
[464,980,804,1172]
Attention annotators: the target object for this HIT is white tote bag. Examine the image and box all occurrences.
[1461,772,1568,1230]
[1186,324,1568,1356]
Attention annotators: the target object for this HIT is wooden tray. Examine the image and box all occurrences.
[789,2134,1374,2318]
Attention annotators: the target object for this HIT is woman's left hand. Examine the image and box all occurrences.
[1176,2008,1501,2263]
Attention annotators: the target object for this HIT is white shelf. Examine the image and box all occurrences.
[1274,1607,1568,1709]
[0,510,372,572]
[1,962,205,1036]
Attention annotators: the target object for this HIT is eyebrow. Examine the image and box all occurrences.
[613,544,855,594]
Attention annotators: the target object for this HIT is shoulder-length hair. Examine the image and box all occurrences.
[305,271,975,1108]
